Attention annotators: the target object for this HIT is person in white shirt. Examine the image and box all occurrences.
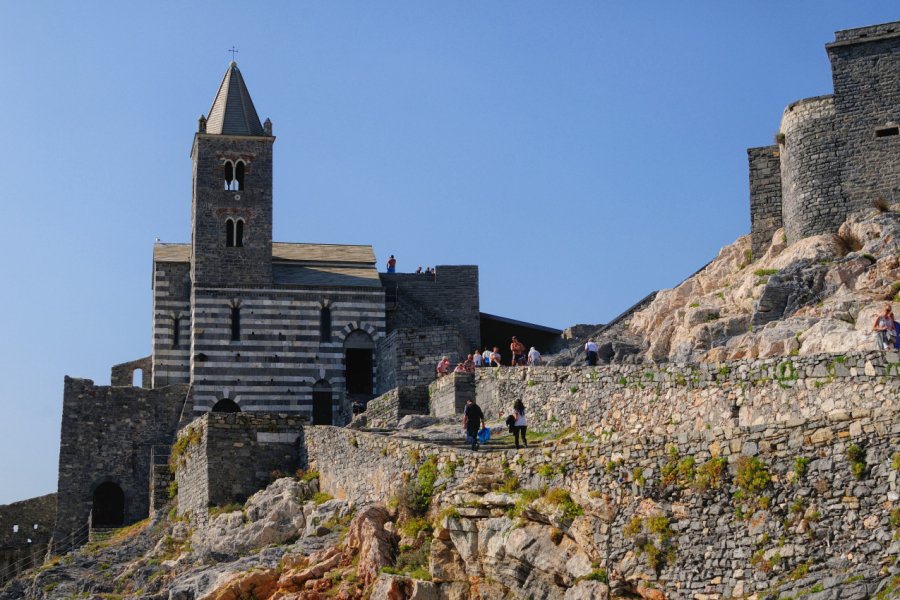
[584,339,599,366]
[527,347,542,366]
[512,399,527,449]
[482,348,492,367]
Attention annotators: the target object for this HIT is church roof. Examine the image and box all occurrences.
[205,62,266,136]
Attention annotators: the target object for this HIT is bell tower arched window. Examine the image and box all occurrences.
[235,219,244,247]
[223,160,245,191]
[235,161,245,190]
[225,219,234,247]
[224,161,234,190]
[225,219,244,247]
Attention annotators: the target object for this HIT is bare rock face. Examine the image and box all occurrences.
[344,505,397,587]
[369,574,438,600]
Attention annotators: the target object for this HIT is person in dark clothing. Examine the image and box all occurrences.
[512,399,527,449]
[462,398,486,451]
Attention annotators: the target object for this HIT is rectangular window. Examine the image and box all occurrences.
[875,126,899,138]
[320,307,332,342]
[231,307,241,341]
[172,316,180,348]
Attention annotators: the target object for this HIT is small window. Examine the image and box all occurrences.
[132,368,143,387]
[172,316,180,348]
[12,525,18,533]
[235,161,245,191]
[224,161,234,190]
[231,306,241,342]
[225,219,235,247]
[320,306,332,342]
[876,126,899,138]
[235,219,244,247]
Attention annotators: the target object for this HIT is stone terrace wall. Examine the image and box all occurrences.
[429,373,475,418]
[377,326,470,392]
[366,386,429,428]
[473,351,899,437]
[306,407,900,599]
[175,413,304,523]
[0,494,55,586]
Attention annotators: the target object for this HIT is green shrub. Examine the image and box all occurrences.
[847,444,867,480]
[583,569,608,583]
[295,469,319,482]
[753,268,779,277]
[544,488,584,520]
[693,457,728,491]
[892,452,900,472]
[793,456,811,480]
[735,456,771,493]
[167,480,178,499]
[169,426,202,471]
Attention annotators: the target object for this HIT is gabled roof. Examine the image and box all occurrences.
[153,242,376,265]
[205,62,265,136]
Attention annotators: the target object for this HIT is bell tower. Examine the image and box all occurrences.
[191,61,274,288]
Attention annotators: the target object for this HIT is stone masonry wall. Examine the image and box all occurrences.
[175,413,304,523]
[366,386,429,429]
[152,258,191,388]
[472,351,899,436]
[305,405,900,599]
[747,145,783,259]
[110,356,152,388]
[0,494,55,586]
[376,326,470,392]
[53,378,189,544]
[429,372,476,418]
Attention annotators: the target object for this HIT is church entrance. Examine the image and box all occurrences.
[92,482,125,528]
[344,330,374,396]
[312,380,333,425]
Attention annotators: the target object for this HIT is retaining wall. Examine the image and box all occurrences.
[366,386,430,428]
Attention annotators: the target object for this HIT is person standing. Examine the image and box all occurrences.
[436,356,451,377]
[584,338,599,366]
[463,398,486,451]
[490,346,502,367]
[510,336,526,366]
[873,304,896,350]
[473,349,484,368]
[387,255,397,273]
[512,399,527,449]
[527,346,542,366]
[482,347,492,367]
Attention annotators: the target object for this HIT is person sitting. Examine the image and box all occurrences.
[472,350,484,368]
[482,347,492,367]
[527,346,542,366]
[464,354,475,373]
[490,346,502,367]
[874,304,896,350]
[436,356,451,377]
[454,362,467,373]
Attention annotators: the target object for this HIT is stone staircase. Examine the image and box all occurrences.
[88,527,121,544]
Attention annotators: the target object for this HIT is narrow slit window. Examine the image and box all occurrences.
[235,219,244,247]
[320,306,332,342]
[231,306,241,342]
[172,316,180,348]
[876,126,899,138]
[225,219,235,247]
[235,161,245,190]
[224,161,234,190]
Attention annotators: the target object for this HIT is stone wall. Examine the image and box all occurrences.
[305,405,900,598]
[151,257,191,388]
[53,378,189,545]
[175,413,304,523]
[110,356,152,388]
[747,145,783,259]
[0,494,55,586]
[365,386,429,428]
[429,372,476,418]
[472,352,898,436]
[376,325,470,391]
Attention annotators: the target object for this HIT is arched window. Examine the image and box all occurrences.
[225,219,235,247]
[132,368,143,387]
[212,398,241,413]
[230,306,241,341]
[320,306,332,342]
[172,316,180,348]
[235,219,244,247]
[235,161,245,191]
[224,161,234,190]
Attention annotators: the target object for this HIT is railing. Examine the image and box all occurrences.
[0,519,90,586]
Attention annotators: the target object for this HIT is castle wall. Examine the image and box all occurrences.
[174,413,304,523]
[53,378,189,544]
[381,266,480,350]
[778,96,843,243]
[152,260,191,388]
[827,25,900,215]
[473,351,898,436]
[190,286,384,420]
[365,386,429,428]
[305,406,899,598]
[110,356,152,388]
[376,325,470,392]
[747,145,783,258]
[0,494,55,586]
[429,372,476,418]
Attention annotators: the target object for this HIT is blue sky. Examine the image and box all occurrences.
[0,2,897,504]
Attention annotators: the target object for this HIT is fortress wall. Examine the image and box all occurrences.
[306,407,900,598]
[376,326,470,392]
[429,372,476,418]
[190,287,384,419]
[365,386,429,429]
[53,378,189,543]
[779,96,843,243]
[175,413,304,523]
[473,351,898,436]
[110,356,152,388]
[152,260,191,388]
[0,494,55,586]
[747,145,783,258]
[381,266,480,349]
[827,28,900,215]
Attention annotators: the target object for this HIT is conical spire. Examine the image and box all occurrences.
[204,62,266,136]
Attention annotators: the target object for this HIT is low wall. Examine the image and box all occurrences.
[305,406,900,598]
[0,494,56,586]
[377,326,471,391]
[366,386,429,428]
[473,351,899,436]
[175,413,305,523]
[429,373,475,417]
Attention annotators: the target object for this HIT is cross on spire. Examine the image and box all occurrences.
[228,46,239,62]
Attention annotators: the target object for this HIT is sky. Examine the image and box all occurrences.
[0,2,897,504]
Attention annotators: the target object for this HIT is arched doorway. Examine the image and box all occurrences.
[312,380,333,425]
[92,482,125,528]
[344,330,374,396]
[212,398,241,413]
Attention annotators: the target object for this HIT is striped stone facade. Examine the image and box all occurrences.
[151,257,191,388]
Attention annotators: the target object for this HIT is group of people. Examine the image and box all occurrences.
[436,337,544,377]
[874,303,899,350]
[462,397,528,451]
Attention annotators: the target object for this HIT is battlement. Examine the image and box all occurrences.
[831,21,900,45]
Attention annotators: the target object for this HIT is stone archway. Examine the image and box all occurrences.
[92,482,125,528]
[212,398,241,413]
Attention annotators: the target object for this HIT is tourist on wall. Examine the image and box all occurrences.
[464,354,475,373]
[490,346,502,367]
[584,339,599,366]
[463,398,486,451]
[512,399,528,449]
[436,356,451,377]
[873,304,896,350]
[472,350,484,368]
[527,346,542,366]
[454,362,467,373]
[510,336,526,366]
[482,347,492,367]
[387,255,396,273]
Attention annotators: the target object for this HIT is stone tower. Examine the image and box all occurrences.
[191,62,274,287]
